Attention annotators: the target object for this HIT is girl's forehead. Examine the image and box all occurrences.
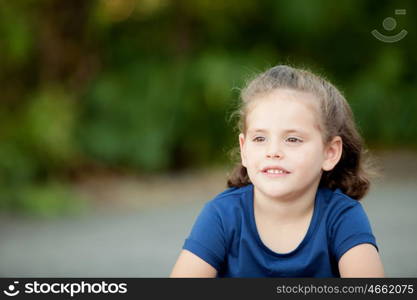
[246,89,323,130]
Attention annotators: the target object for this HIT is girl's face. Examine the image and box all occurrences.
[239,88,342,202]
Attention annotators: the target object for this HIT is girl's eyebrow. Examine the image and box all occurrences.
[249,129,267,133]
[249,128,308,135]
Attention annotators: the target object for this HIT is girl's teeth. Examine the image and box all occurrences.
[266,169,284,174]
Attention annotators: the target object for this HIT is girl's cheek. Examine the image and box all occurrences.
[292,153,307,163]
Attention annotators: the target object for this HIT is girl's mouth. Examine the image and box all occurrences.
[261,167,291,177]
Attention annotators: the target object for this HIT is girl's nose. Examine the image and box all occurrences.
[266,143,283,159]
[266,152,282,158]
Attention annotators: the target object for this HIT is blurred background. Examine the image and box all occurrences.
[0,0,416,277]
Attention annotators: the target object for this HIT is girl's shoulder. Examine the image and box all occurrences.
[213,184,251,199]
[207,184,253,211]
[320,187,361,210]
[319,187,368,228]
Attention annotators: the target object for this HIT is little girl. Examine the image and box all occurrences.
[170,65,384,277]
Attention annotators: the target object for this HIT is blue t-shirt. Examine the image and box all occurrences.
[183,184,378,277]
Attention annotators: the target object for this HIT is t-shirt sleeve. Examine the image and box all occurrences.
[330,202,378,262]
[182,201,226,271]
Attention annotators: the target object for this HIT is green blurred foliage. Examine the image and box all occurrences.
[0,0,416,214]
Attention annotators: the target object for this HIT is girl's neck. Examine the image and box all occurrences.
[253,183,319,224]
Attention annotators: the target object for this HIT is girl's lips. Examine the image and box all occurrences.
[262,170,290,178]
[261,166,291,178]
[261,166,290,173]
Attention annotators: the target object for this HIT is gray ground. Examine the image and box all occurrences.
[0,150,416,277]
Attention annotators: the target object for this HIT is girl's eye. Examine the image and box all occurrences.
[286,137,303,143]
[253,136,265,142]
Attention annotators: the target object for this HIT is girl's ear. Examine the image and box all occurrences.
[239,133,247,167]
[322,136,343,171]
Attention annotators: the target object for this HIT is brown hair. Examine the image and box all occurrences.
[226,65,378,200]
